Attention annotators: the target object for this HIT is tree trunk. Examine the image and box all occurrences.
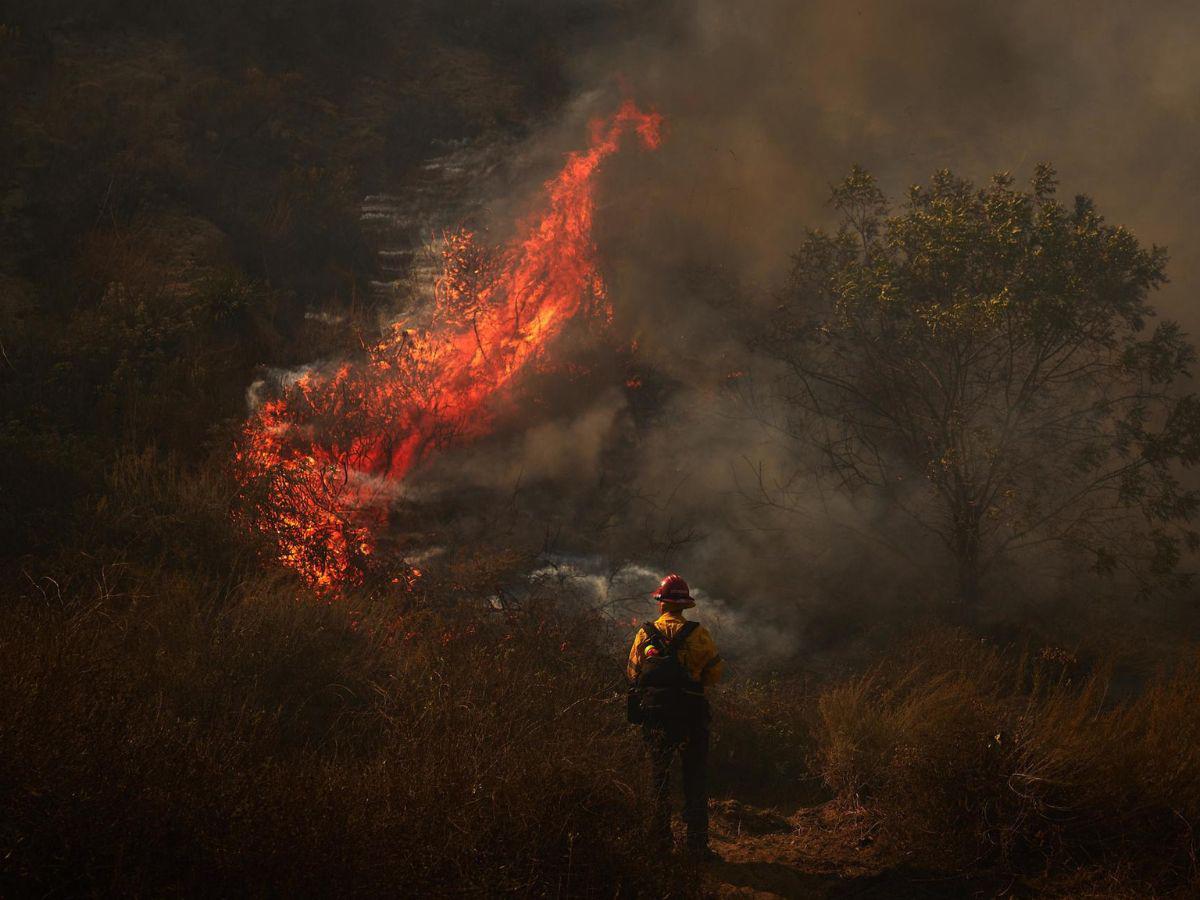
[954,523,982,627]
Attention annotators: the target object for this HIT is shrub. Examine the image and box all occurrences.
[814,629,1200,887]
[710,675,821,808]
[0,570,685,896]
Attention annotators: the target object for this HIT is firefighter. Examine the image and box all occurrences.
[626,573,723,859]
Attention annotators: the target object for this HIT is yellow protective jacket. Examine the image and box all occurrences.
[626,612,724,688]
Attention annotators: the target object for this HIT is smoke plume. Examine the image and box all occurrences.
[499,0,1200,653]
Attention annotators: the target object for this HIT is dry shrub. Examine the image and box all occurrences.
[710,676,822,809]
[0,570,685,897]
[814,629,1200,887]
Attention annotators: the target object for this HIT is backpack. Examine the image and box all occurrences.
[627,621,701,725]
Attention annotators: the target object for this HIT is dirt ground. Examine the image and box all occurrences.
[701,800,1011,899]
[699,800,1156,899]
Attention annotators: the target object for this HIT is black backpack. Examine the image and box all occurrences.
[627,621,701,725]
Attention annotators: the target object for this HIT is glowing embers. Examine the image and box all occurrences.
[237,101,663,590]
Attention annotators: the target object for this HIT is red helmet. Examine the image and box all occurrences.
[652,573,695,607]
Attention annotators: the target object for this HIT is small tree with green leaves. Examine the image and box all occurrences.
[764,165,1200,613]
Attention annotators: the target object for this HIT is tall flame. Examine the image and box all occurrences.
[236,101,663,590]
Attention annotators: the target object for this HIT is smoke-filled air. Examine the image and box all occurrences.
[3,1,1200,896]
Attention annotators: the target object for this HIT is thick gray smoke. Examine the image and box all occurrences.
[565,0,1200,648]
[585,0,1200,321]
[416,1,1200,662]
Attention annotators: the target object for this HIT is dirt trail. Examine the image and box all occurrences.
[703,800,1020,899]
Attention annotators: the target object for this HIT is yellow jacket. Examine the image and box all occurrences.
[626,612,724,688]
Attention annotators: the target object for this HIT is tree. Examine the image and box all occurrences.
[762,165,1200,614]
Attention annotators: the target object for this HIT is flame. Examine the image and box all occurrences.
[237,101,663,590]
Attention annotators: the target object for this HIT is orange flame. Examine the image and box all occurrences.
[236,101,663,590]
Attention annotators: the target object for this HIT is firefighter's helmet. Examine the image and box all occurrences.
[652,573,695,608]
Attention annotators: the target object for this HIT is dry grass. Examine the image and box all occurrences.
[5,456,1198,895]
[813,629,1200,889]
[710,675,822,809]
[0,564,691,897]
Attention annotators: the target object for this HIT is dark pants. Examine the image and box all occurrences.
[643,698,710,848]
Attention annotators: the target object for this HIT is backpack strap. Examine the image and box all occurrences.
[666,620,700,656]
[641,620,699,658]
[641,622,665,651]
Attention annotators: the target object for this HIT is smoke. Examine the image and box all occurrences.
[423,388,631,490]
[500,0,1200,653]
[242,1,1200,657]
[579,0,1200,331]
[527,556,803,665]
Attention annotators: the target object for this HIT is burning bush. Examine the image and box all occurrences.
[236,101,663,592]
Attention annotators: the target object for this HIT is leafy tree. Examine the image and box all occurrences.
[764,165,1200,613]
